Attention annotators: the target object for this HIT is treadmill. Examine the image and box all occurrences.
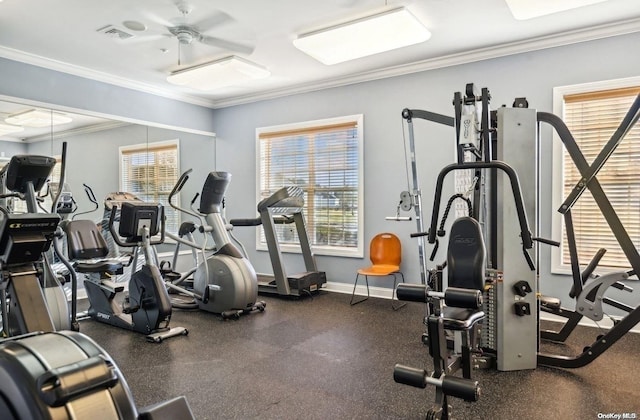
[230,186,326,297]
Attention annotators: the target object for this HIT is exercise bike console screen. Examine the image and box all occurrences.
[118,202,162,240]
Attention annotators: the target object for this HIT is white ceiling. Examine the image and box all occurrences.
[0,0,639,109]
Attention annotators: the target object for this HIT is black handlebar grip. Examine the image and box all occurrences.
[444,287,482,309]
[169,168,193,201]
[82,183,98,204]
[396,283,428,303]
[442,376,480,402]
[393,364,427,389]
[410,231,429,238]
[190,192,200,206]
[533,236,561,247]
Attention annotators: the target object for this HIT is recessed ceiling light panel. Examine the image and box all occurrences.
[505,0,610,20]
[167,56,271,91]
[5,109,72,128]
[0,123,25,136]
[293,7,431,65]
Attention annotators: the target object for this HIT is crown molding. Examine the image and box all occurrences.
[0,46,215,108]
[1,17,639,110]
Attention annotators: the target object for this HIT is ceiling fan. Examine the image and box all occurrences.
[139,0,254,61]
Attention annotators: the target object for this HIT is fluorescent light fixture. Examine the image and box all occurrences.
[505,0,610,20]
[293,7,431,65]
[5,109,72,127]
[0,123,24,136]
[167,56,270,91]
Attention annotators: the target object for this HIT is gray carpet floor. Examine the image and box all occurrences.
[77,291,640,419]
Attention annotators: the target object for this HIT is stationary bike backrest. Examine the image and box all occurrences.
[447,217,486,291]
[65,219,109,260]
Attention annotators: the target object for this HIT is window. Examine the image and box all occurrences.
[257,115,364,257]
[119,140,180,234]
[552,78,640,272]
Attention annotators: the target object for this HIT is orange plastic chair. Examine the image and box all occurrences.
[350,232,406,310]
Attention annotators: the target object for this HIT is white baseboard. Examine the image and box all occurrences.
[325,281,395,300]
[325,281,640,334]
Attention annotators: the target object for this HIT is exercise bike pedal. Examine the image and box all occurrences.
[122,296,140,314]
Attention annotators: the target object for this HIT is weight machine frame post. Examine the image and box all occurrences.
[401,108,454,284]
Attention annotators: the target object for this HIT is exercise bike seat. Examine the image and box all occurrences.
[74,260,123,275]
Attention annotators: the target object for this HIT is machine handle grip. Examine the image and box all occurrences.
[82,183,98,206]
[410,231,429,238]
[190,192,200,206]
[168,168,193,205]
[533,236,560,247]
[229,217,262,227]
[444,287,483,309]
[396,283,428,303]
[37,355,118,407]
[393,364,427,388]
[441,376,480,402]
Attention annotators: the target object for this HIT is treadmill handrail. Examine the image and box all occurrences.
[257,187,304,212]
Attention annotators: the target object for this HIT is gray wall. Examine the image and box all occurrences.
[212,31,640,308]
[0,141,27,159]
[1,32,639,310]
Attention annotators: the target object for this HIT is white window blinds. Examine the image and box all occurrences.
[562,87,640,269]
[120,141,179,233]
[258,116,363,256]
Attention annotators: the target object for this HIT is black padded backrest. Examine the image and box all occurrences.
[447,217,485,291]
[65,220,109,260]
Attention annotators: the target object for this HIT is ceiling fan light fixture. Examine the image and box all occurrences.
[504,0,610,20]
[167,56,270,90]
[0,123,25,136]
[293,7,431,65]
[5,109,73,128]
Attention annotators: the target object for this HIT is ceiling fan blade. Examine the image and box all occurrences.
[200,36,254,55]
[191,11,233,33]
[140,11,176,29]
[125,33,172,44]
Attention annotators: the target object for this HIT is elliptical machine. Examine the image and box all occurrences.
[164,169,265,319]
[60,199,188,342]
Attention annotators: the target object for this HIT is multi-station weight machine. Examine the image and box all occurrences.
[390,83,640,418]
[390,84,539,419]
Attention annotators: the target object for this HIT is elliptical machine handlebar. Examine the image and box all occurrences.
[169,169,205,222]
[168,168,192,206]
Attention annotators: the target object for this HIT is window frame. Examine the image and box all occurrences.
[118,139,180,235]
[255,114,364,258]
[551,76,640,274]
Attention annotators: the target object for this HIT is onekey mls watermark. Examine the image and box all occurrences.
[597,413,637,419]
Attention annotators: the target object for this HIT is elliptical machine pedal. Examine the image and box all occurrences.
[220,300,267,320]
